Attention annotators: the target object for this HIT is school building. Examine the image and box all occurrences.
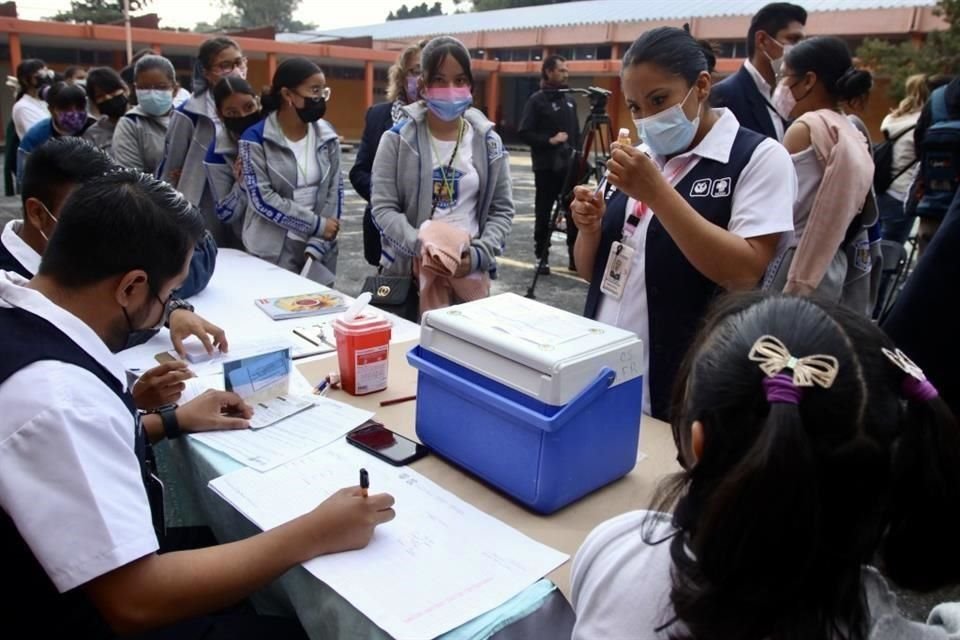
[0,0,948,144]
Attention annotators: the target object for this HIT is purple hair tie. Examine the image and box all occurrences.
[902,375,939,402]
[882,348,939,403]
[762,373,804,405]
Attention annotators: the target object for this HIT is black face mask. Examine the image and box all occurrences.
[224,111,261,138]
[98,94,128,119]
[295,96,326,124]
[116,294,166,353]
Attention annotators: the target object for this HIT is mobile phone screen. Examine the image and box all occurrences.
[347,422,427,465]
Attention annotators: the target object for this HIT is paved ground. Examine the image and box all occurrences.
[0,150,590,315]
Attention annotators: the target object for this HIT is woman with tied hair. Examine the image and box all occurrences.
[764,36,876,308]
[159,36,247,248]
[572,292,960,640]
[111,55,178,174]
[571,26,795,420]
[351,40,427,266]
[238,58,341,285]
[372,36,515,318]
[878,74,928,244]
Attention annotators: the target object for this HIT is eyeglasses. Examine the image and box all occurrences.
[211,56,248,75]
[298,86,332,102]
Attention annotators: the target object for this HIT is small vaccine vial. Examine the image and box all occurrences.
[617,127,632,147]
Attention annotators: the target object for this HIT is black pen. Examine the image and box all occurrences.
[360,468,369,498]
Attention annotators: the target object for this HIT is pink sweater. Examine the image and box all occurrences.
[786,110,873,293]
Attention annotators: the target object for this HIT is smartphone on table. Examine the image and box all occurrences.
[346,420,428,466]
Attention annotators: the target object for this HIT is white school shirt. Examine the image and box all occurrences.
[0,271,158,592]
[286,127,321,241]
[595,109,796,414]
[1,220,41,275]
[744,59,785,141]
[12,94,50,139]
[430,121,481,238]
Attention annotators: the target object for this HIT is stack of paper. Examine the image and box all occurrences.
[209,441,569,638]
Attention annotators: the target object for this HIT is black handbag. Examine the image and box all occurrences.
[360,273,419,322]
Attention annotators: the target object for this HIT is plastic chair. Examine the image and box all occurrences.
[873,239,909,321]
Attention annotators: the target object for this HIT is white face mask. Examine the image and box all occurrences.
[762,33,794,78]
[632,86,700,157]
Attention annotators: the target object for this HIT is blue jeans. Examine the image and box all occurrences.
[877,192,915,246]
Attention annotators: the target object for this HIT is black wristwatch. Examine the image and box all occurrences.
[159,406,182,440]
[163,298,195,328]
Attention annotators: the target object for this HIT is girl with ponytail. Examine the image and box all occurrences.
[572,293,960,640]
[159,36,246,248]
[763,37,877,312]
[237,58,342,285]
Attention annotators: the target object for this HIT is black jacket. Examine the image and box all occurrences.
[518,88,580,172]
[711,65,783,140]
[915,76,960,148]
[350,101,395,266]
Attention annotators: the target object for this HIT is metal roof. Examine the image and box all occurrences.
[279,0,937,43]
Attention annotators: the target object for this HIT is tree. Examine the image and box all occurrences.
[453,0,575,11]
[857,0,960,100]
[387,2,444,20]
[195,0,315,33]
[50,0,150,24]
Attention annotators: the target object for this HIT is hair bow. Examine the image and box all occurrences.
[881,347,925,380]
[748,335,839,388]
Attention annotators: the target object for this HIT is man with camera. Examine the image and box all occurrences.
[519,55,581,274]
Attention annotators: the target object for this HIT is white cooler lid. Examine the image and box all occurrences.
[422,293,640,377]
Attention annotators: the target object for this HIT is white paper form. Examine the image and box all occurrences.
[189,399,373,472]
[209,441,569,639]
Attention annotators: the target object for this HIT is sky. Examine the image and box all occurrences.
[15,0,464,31]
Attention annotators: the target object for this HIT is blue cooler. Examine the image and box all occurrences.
[407,293,644,514]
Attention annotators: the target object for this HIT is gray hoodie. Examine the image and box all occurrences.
[110,106,169,175]
[237,112,342,286]
[371,102,514,278]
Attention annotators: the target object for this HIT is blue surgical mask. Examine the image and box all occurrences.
[423,87,472,122]
[633,86,700,157]
[137,89,174,117]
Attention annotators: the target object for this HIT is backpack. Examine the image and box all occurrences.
[872,123,916,194]
[916,86,960,220]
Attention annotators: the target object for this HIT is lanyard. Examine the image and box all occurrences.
[622,156,696,239]
[429,118,465,213]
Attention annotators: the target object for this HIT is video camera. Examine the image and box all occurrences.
[558,86,612,114]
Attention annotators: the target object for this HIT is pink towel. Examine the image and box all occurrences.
[417,221,490,314]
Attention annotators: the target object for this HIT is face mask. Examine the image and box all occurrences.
[633,86,700,157]
[74,79,87,89]
[33,70,54,89]
[56,110,88,135]
[762,33,793,78]
[36,201,58,244]
[118,291,166,353]
[405,75,419,104]
[424,87,472,122]
[137,89,174,117]
[97,94,128,119]
[772,81,799,120]
[224,111,261,138]
[295,96,326,124]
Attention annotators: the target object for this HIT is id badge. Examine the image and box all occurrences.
[600,241,634,300]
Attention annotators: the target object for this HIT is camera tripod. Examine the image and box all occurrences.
[526,88,615,300]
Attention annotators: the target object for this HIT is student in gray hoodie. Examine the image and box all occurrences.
[371,36,514,298]
[111,55,176,175]
[82,66,129,154]
[237,58,341,286]
[158,37,246,248]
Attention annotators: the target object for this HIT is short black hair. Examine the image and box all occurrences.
[85,67,127,101]
[541,55,566,81]
[21,138,115,210]
[45,82,87,110]
[747,2,808,58]
[39,170,205,290]
[64,65,84,80]
[421,36,473,88]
